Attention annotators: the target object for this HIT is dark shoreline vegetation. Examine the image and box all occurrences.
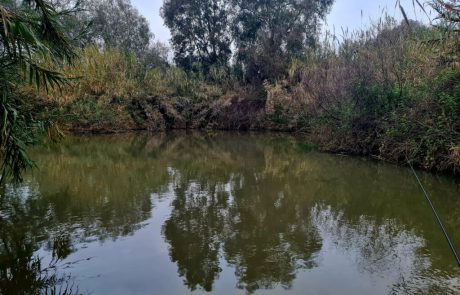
[1,0,460,185]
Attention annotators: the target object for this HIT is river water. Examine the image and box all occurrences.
[1,132,459,294]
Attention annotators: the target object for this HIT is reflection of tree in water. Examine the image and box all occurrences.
[161,133,460,294]
[28,135,172,243]
[163,176,322,293]
[223,175,321,293]
[162,135,324,293]
[0,134,176,294]
[1,132,460,294]
[0,190,80,295]
[163,181,228,291]
[22,133,193,243]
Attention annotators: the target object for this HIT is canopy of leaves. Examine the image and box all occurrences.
[50,0,155,57]
[162,0,334,81]
[231,0,334,82]
[162,0,232,74]
[90,0,152,56]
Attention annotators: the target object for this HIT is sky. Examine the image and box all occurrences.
[131,0,433,44]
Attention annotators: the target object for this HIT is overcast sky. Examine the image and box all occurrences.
[131,0,432,44]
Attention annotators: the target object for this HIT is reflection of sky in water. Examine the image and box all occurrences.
[309,205,447,295]
[1,133,459,295]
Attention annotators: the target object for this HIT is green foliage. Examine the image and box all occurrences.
[162,0,232,74]
[434,68,460,114]
[0,0,77,184]
[51,0,168,62]
[90,0,152,56]
[162,0,333,81]
[230,0,334,82]
[255,13,460,172]
[267,107,290,126]
[0,94,35,184]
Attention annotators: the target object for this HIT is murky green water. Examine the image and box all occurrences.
[1,132,459,295]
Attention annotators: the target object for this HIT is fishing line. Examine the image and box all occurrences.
[408,161,460,267]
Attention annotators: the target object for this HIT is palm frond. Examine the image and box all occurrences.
[0,0,78,184]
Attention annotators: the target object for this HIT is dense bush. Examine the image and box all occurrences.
[263,16,460,172]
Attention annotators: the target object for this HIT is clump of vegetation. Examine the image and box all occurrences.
[263,10,460,172]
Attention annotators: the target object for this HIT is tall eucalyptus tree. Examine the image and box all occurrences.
[231,0,335,83]
[162,0,232,74]
[51,0,154,56]
[91,0,152,56]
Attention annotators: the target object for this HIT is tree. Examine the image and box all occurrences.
[51,0,154,56]
[139,41,170,71]
[51,0,170,70]
[162,0,232,74]
[88,0,152,56]
[0,0,77,184]
[231,0,334,83]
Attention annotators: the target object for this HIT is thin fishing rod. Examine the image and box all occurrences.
[408,161,460,267]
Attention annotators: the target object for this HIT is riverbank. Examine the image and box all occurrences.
[20,21,460,176]
[25,86,459,176]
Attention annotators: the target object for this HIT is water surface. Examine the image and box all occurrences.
[1,132,459,294]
